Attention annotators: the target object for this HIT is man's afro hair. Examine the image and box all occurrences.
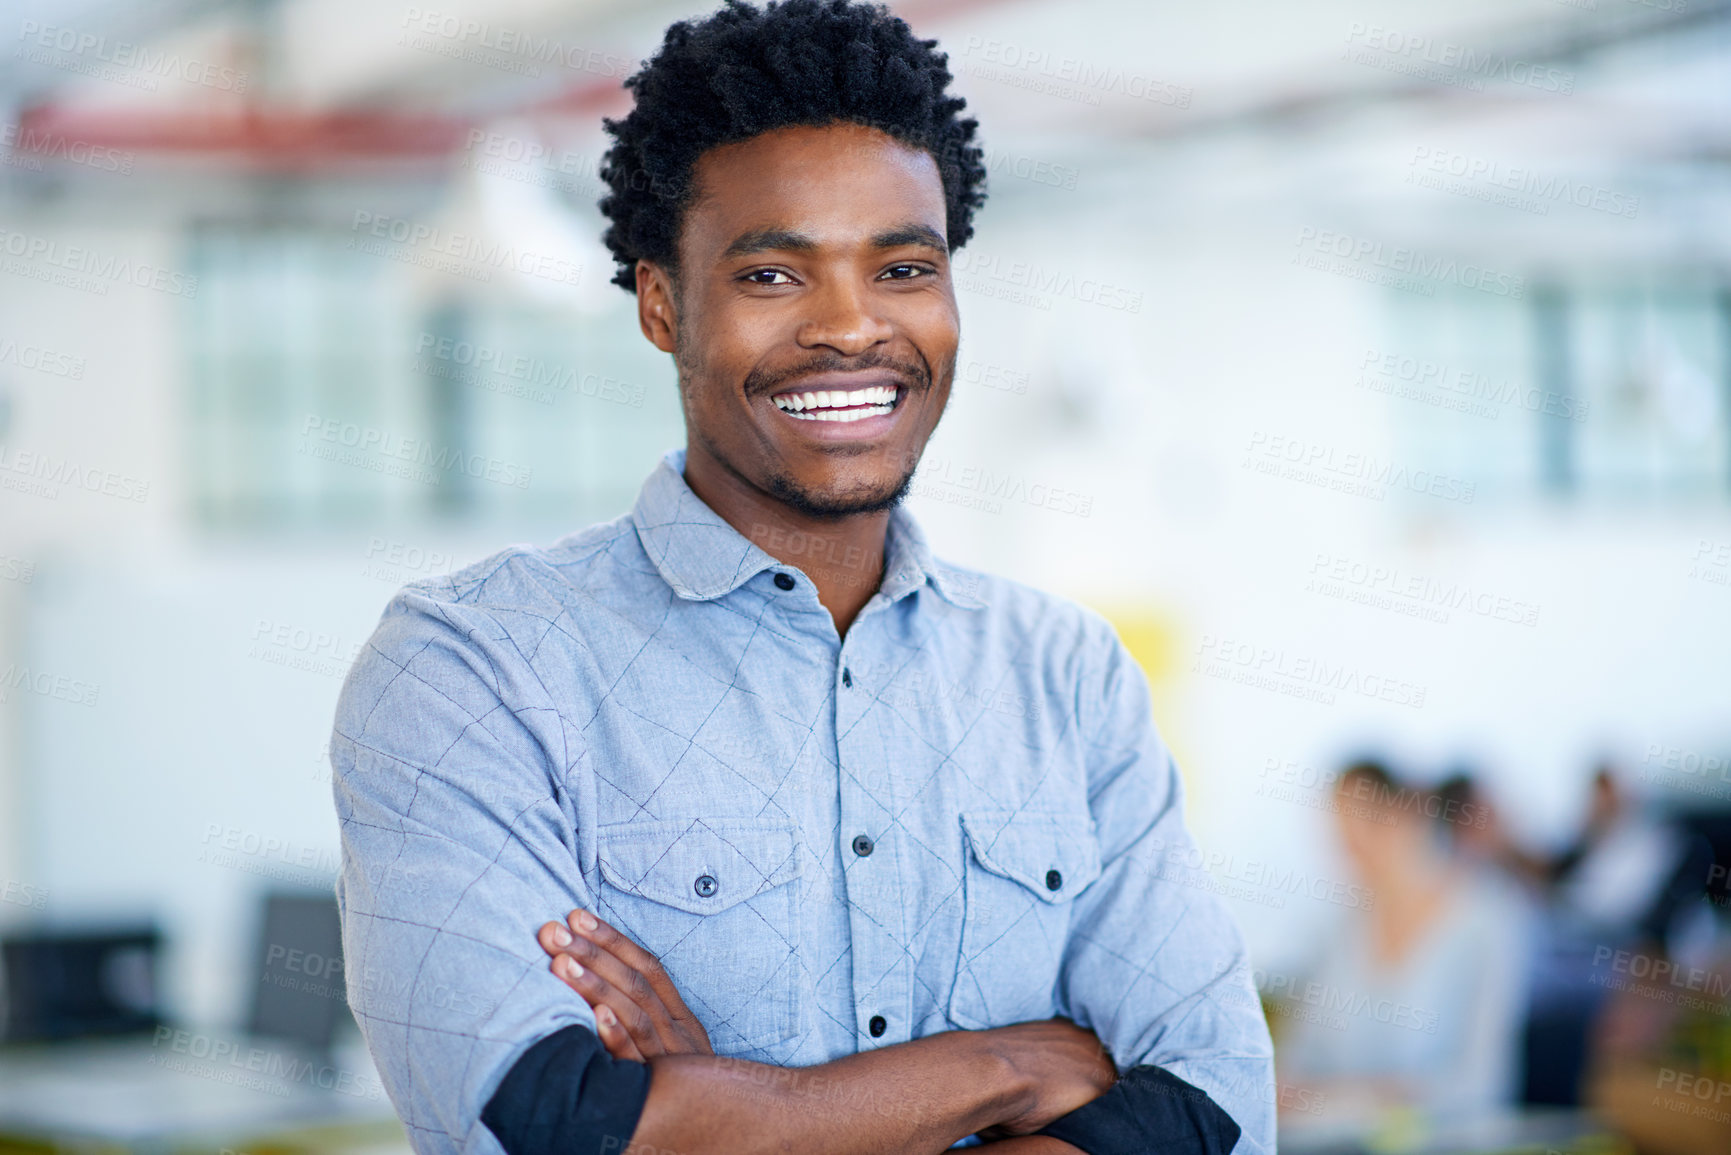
[598,0,988,291]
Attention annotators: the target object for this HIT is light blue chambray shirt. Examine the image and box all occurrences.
[332,448,1275,1154]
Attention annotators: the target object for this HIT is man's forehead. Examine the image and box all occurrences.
[683,123,947,251]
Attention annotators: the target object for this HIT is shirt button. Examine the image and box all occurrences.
[773,572,795,591]
[1045,869,1063,891]
[694,874,718,898]
[868,1015,887,1037]
[841,667,853,688]
[852,834,874,857]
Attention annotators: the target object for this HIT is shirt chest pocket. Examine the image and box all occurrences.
[595,817,804,1059]
[948,810,1103,1030]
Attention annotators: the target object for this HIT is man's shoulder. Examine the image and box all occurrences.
[930,556,1116,636]
[391,513,643,617]
[350,514,645,673]
[336,514,645,731]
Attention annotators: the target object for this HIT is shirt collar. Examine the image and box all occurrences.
[631,448,985,611]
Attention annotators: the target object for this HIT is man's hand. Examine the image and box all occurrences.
[538,909,714,1061]
[978,1018,1119,1137]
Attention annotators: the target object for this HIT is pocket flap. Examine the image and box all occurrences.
[959,810,1102,903]
[597,817,802,916]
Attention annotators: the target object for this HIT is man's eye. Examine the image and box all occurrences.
[880,264,930,281]
[743,269,795,285]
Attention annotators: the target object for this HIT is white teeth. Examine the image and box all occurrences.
[780,403,894,422]
[773,385,899,415]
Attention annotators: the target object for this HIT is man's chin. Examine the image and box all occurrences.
[764,469,914,521]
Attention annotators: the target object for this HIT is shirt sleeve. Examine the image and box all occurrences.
[480,1024,651,1155]
[1038,1064,1241,1155]
[332,584,606,1155]
[1051,613,1277,1154]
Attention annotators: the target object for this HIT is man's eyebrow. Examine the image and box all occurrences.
[719,224,949,259]
[720,228,819,259]
[871,224,947,253]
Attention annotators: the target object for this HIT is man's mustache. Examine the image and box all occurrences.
[743,350,931,399]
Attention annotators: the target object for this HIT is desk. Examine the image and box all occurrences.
[0,1039,405,1155]
[1280,1106,1628,1155]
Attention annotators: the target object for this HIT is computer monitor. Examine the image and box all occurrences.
[246,890,348,1054]
[0,926,163,1042]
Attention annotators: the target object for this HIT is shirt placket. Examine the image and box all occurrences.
[833,601,911,1050]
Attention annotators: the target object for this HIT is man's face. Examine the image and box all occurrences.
[637,122,959,519]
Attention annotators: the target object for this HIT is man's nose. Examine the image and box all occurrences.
[795,281,894,355]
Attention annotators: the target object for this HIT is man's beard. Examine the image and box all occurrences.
[761,456,917,520]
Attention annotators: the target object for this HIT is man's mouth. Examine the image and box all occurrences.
[770,384,900,423]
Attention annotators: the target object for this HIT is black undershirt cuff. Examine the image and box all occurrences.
[1037,1064,1242,1155]
[481,1023,651,1155]
[480,1029,1238,1155]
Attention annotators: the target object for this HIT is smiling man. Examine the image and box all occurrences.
[331,2,1273,1154]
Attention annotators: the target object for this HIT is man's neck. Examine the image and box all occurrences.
[682,450,890,638]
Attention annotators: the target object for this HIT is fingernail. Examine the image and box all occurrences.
[551,925,572,947]
[599,1005,615,1024]
[577,910,599,932]
[562,956,583,979]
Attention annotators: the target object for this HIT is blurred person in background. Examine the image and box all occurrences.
[1508,763,1720,1107]
[1276,760,1528,1130]
[1441,762,1711,943]
[1543,765,1713,950]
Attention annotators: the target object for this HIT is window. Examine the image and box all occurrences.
[1381,279,1729,502]
[183,223,681,529]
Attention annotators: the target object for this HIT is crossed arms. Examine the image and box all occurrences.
[514,907,1115,1155]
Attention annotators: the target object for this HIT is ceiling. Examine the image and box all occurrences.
[0,0,1725,262]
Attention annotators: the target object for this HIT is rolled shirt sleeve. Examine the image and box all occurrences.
[480,1024,650,1155]
[1050,614,1276,1153]
[1039,1064,1241,1155]
[332,586,606,1155]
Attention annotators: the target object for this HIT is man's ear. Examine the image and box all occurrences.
[636,261,678,354]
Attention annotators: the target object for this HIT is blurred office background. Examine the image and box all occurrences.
[0,0,1728,1151]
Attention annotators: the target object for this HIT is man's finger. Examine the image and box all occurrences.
[541,920,654,1007]
[550,953,666,1058]
[545,925,683,1039]
[538,920,575,956]
[594,1003,645,1063]
[566,909,698,1018]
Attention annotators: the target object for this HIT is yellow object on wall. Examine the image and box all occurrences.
[1086,605,1204,807]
